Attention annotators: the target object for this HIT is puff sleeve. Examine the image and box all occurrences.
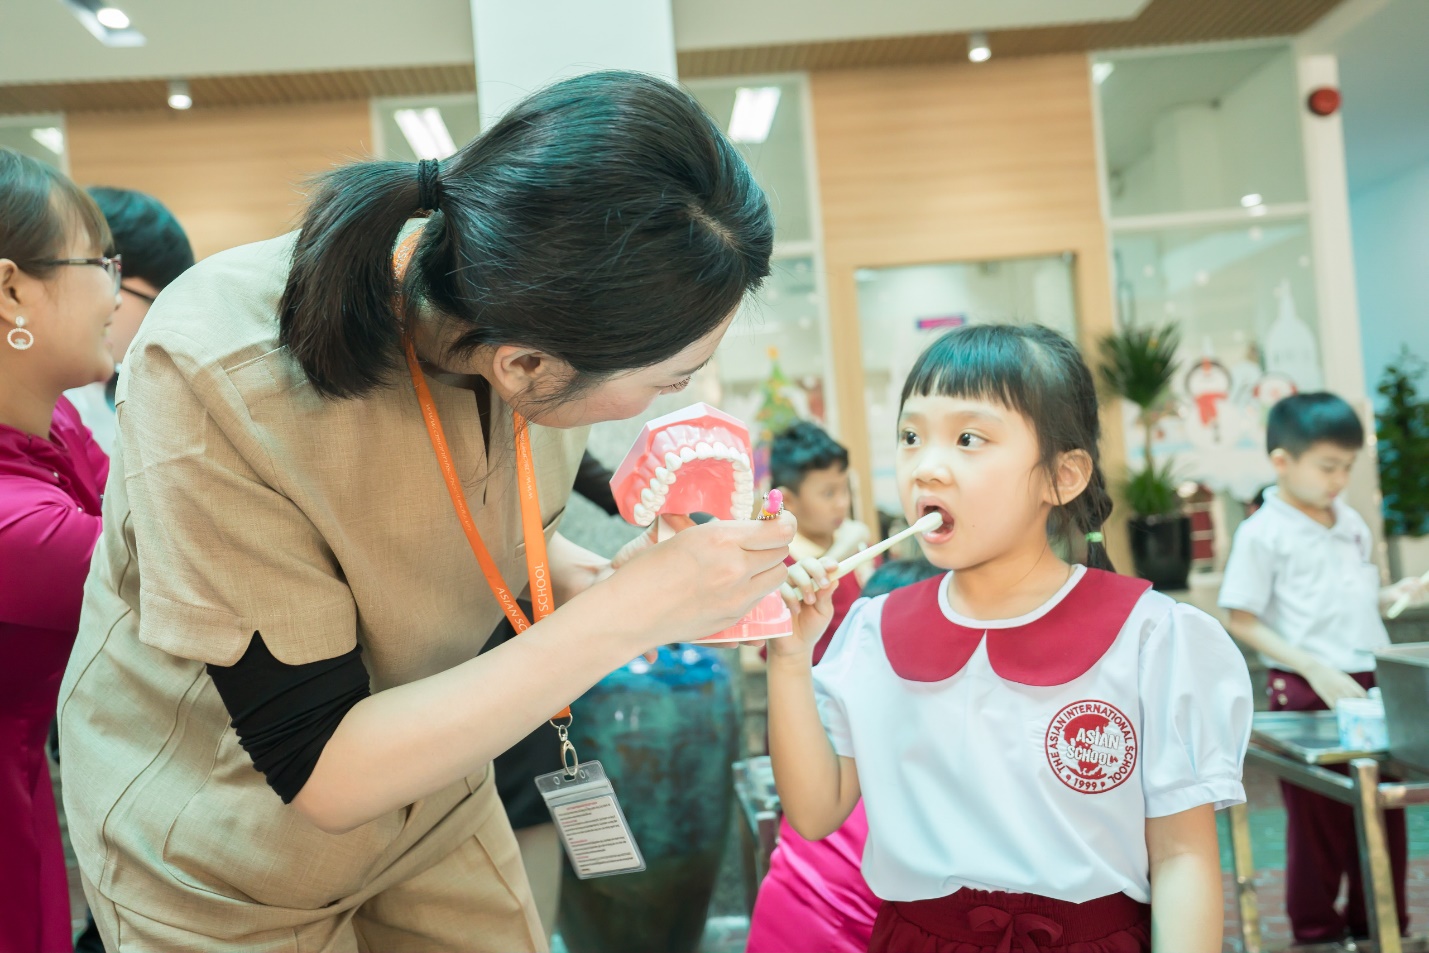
[810,597,875,759]
[1138,602,1254,817]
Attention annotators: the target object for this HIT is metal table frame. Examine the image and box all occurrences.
[1229,713,1429,953]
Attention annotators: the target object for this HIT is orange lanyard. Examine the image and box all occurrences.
[396,231,568,721]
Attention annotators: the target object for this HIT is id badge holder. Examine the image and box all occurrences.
[535,760,646,880]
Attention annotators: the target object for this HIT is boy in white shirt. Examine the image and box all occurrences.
[1220,392,1426,944]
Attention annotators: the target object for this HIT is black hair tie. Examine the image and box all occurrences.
[416,158,442,212]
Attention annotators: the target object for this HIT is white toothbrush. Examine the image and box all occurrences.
[834,511,945,580]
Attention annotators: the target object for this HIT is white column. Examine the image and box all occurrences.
[1294,50,1387,570]
[469,0,677,129]
[1295,53,1367,400]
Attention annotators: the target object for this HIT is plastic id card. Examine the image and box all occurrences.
[535,761,646,880]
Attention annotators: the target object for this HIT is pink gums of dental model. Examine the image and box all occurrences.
[611,403,792,643]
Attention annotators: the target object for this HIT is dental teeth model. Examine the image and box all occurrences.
[611,403,756,527]
[610,403,792,643]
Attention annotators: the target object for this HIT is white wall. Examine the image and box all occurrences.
[1113,49,1306,217]
[1352,160,1429,394]
[469,0,676,126]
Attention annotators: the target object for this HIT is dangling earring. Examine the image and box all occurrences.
[7,316,33,350]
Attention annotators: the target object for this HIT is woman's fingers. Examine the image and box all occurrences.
[736,510,798,551]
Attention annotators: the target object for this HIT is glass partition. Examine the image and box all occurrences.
[1096,45,1307,219]
[854,254,1079,514]
[0,115,67,171]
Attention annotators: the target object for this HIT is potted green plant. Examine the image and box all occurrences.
[1099,324,1191,590]
[1376,348,1429,581]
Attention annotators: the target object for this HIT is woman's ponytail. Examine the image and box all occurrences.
[279,160,429,399]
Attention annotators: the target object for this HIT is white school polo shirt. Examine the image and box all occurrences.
[1218,488,1388,673]
[812,567,1253,905]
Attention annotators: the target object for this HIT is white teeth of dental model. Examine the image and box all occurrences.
[641,488,657,507]
[695,442,714,459]
[733,453,750,472]
[633,503,652,524]
[665,453,682,471]
[680,447,696,463]
[713,441,729,457]
[650,477,663,494]
[656,467,674,484]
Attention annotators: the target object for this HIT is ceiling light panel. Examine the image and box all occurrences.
[394,108,457,160]
[728,87,781,144]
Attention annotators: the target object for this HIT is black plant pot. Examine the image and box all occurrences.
[1128,514,1192,591]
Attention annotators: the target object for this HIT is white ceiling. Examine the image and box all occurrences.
[671,0,1150,51]
[1332,0,1429,192]
[1,0,1151,87]
[0,0,476,85]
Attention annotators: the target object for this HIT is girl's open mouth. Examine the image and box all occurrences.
[915,498,955,544]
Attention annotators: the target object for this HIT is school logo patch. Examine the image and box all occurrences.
[1044,700,1137,794]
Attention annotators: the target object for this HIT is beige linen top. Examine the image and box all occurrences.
[56,228,586,932]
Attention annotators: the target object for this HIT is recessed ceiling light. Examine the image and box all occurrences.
[1240,193,1263,208]
[1092,62,1115,85]
[394,108,457,160]
[95,6,129,28]
[168,80,193,110]
[58,0,146,46]
[728,87,781,144]
[968,32,991,63]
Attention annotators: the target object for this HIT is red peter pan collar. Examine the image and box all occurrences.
[880,568,1151,686]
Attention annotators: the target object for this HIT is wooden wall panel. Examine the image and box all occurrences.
[810,53,1131,568]
[66,100,372,260]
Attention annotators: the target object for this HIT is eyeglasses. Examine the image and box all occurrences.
[43,255,124,293]
[121,284,157,305]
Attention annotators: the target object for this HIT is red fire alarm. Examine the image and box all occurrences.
[1307,86,1341,116]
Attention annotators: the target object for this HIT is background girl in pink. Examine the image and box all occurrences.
[747,557,943,953]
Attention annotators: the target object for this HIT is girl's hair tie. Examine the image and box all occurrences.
[1085,532,1104,543]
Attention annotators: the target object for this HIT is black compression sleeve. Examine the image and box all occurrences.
[206,633,371,804]
[573,450,620,517]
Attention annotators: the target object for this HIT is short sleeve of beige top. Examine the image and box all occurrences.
[56,228,586,926]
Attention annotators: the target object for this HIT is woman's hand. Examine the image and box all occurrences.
[771,556,840,660]
[584,512,796,653]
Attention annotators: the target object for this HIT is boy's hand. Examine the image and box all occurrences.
[1386,575,1429,608]
[771,557,840,660]
[829,520,872,562]
[1303,659,1369,707]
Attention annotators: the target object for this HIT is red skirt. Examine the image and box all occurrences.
[868,888,1151,953]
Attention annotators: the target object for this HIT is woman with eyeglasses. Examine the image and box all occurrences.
[0,147,121,953]
[62,187,195,456]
